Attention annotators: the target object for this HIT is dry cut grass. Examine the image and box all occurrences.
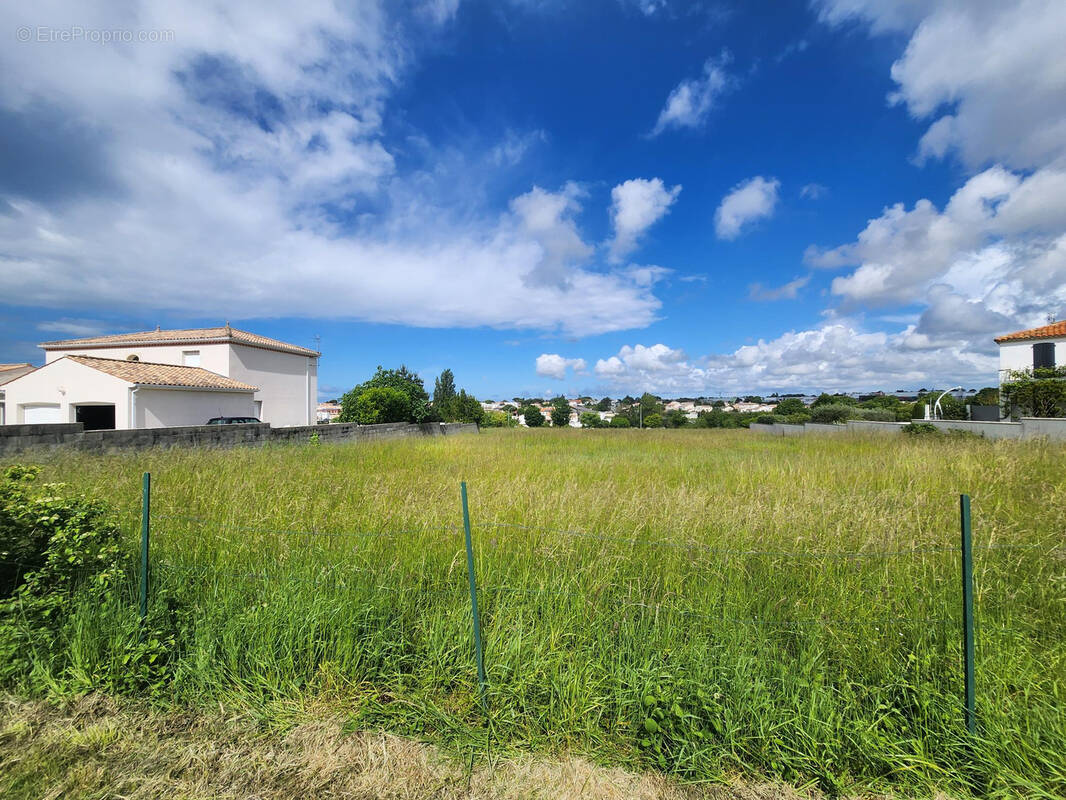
[0,695,891,800]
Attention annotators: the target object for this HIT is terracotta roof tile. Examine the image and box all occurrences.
[40,326,318,356]
[66,356,257,391]
[994,320,1066,343]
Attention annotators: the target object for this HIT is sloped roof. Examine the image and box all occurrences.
[40,325,319,356]
[994,320,1066,343]
[0,363,35,387]
[66,356,257,391]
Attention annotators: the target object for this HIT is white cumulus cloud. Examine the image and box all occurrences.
[607,178,681,263]
[714,176,780,240]
[801,166,1066,335]
[0,1,667,339]
[815,0,1066,170]
[536,353,587,380]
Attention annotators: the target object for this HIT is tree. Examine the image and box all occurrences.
[349,386,411,424]
[481,410,514,427]
[433,369,457,417]
[579,411,603,428]
[640,392,662,418]
[609,415,631,428]
[550,397,571,427]
[663,409,689,428]
[522,406,545,427]
[811,392,856,407]
[972,386,1000,406]
[774,398,807,416]
[595,397,612,412]
[643,413,663,428]
[453,390,485,424]
[859,395,901,410]
[338,365,430,423]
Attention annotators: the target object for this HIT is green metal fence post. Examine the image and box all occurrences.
[140,472,151,638]
[960,493,976,734]
[461,481,488,712]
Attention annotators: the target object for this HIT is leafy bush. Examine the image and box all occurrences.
[784,412,812,424]
[633,673,726,777]
[853,408,896,422]
[579,411,603,428]
[481,410,515,428]
[773,398,807,415]
[754,414,777,425]
[859,395,902,410]
[809,404,853,424]
[903,422,938,436]
[1001,367,1066,418]
[642,413,663,428]
[609,416,631,428]
[338,365,429,423]
[811,393,857,408]
[350,386,411,424]
[0,465,184,697]
[522,406,545,427]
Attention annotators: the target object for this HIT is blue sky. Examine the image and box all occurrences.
[2,0,1064,400]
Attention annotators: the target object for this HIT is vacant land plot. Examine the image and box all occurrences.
[2,429,1064,798]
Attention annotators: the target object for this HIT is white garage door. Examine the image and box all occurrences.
[22,404,61,424]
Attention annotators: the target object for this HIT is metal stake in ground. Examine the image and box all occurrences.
[960,493,976,734]
[140,472,151,639]
[461,481,488,712]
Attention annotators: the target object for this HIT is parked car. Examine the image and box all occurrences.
[205,416,261,425]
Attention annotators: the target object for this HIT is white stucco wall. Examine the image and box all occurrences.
[40,339,316,427]
[999,337,1064,382]
[134,388,254,428]
[3,358,132,426]
[228,345,316,427]
[45,343,230,374]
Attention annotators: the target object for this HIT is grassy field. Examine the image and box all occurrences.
[2,429,1064,798]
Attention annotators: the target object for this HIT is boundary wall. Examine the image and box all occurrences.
[749,418,1064,440]
[0,421,479,456]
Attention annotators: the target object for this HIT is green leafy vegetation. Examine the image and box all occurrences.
[338,365,430,423]
[1001,366,1066,418]
[1,432,1063,797]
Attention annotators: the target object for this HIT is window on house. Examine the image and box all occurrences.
[182,350,201,367]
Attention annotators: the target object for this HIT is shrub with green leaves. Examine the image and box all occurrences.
[349,386,412,424]
[1001,366,1066,418]
[902,422,939,436]
[1,465,124,684]
[809,404,853,424]
[0,465,183,697]
[853,408,896,422]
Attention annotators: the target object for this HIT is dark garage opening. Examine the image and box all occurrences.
[76,404,116,431]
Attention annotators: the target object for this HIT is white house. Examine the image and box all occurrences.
[3,325,318,429]
[0,363,37,425]
[3,355,257,429]
[995,319,1064,383]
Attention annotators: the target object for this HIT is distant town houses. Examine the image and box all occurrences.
[316,401,342,422]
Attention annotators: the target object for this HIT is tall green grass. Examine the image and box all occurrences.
[6,429,1065,796]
